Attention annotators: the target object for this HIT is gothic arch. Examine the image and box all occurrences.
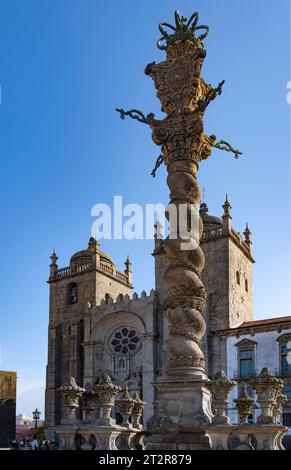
[90,310,147,338]
[89,311,146,383]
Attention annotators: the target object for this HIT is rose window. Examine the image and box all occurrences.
[111,328,140,354]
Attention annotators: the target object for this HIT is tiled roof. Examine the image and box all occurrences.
[213,316,291,335]
[240,316,291,328]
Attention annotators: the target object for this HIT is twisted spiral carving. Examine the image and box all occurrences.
[145,40,215,375]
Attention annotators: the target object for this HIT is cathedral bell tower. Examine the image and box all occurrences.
[200,197,255,376]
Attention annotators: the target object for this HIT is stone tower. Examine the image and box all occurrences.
[45,237,132,436]
[200,197,255,376]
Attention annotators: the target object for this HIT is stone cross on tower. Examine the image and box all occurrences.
[117,10,241,450]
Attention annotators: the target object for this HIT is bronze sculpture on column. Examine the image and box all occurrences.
[117,10,241,450]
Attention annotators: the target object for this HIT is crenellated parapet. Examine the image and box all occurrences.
[96,289,155,308]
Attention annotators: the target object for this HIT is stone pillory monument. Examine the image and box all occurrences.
[116,10,247,450]
[45,11,290,450]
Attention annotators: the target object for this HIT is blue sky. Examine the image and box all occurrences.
[0,0,290,416]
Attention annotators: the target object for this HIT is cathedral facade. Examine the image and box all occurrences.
[45,198,291,440]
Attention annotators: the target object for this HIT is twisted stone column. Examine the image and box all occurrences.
[146,41,215,376]
[117,10,241,450]
[144,13,219,450]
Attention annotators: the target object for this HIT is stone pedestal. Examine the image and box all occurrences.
[76,425,120,450]
[146,375,212,450]
[207,423,288,450]
[55,424,79,450]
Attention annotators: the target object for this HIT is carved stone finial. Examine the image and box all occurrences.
[243,222,252,248]
[116,385,135,429]
[208,371,236,424]
[94,374,121,425]
[124,255,132,276]
[58,377,85,424]
[131,393,146,430]
[234,382,254,424]
[199,202,208,216]
[50,249,58,264]
[88,236,100,251]
[250,368,283,424]
[222,194,232,217]
[49,249,58,278]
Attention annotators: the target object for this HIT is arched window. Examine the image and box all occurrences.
[245,279,248,292]
[236,271,240,285]
[105,293,112,304]
[67,282,78,304]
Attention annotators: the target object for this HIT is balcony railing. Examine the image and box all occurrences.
[54,262,130,285]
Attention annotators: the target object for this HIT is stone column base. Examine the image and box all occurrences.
[146,432,211,451]
[55,423,144,450]
[146,374,212,450]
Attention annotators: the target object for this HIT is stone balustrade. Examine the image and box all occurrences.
[206,368,288,450]
[55,374,146,450]
[56,369,287,450]
[53,262,131,285]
